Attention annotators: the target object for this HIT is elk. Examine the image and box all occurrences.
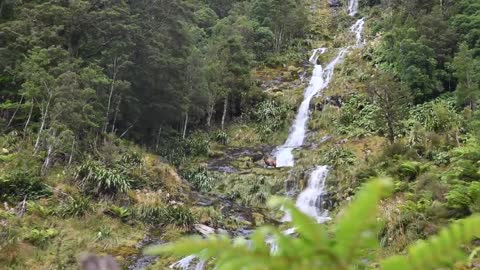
[263,156,277,168]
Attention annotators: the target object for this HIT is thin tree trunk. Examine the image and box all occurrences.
[120,119,138,138]
[111,95,122,133]
[207,98,215,128]
[42,143,53,175]
[42,129,55,175]
[386,112,395,144]
[7,95,24,128]
[221,96,228,130]
[35,94,52,152]
[68,138,75,165]
[23,98,34,135]
[182,112,189,139]
[104,57,118,133]
[155,125,162,151]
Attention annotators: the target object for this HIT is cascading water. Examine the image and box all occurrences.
[169,256,205,270]
[351,18,365,47]
[283,166,331,223]
[348,0,359,16]
[168,2,365,269]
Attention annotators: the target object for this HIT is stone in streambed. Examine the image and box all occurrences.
[328,0,342,7]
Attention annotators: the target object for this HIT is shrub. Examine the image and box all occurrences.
[405,95,460,133]
[27,201,56,218]
[0,211,22,249]
[181,167,216,192]
[24,228,59,248]
[321,147,356,167]
[57,196,92,217]
[184,134,210,157]
[106,205,131,222]
[446,181,480,216]
[0,169,51,202]
[398,161,423,181]
[250,100,290,136]
[75,160,132,198]
[213,131,230,145]
[133,205,196,229]
[338,93,382,137]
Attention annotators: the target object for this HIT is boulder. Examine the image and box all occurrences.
[328,0,342,7]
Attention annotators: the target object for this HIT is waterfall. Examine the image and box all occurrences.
[274,47,349,168]
[348,0,359,16]
[283,166,331,223]
[351,18,365,47]
[168,8,366,270]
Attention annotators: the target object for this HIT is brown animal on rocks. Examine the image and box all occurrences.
[263,157,277,168]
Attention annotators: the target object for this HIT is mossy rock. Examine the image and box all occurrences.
[252,212,265,226]
[208,150,225,159]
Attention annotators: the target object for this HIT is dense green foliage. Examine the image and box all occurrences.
[1,0,480,269]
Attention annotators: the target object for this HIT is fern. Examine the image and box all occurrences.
[381,215,480,270]
[146,178,392,270]
[145,178,480,270]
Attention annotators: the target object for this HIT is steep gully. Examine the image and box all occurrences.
[154,2,365,269]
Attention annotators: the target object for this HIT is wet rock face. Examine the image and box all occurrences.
[328,0,342,7]
[207,145,273,173]
[311,95,344,112]
[127,237,164,270]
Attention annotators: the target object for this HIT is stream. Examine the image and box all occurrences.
[132,1,365,269]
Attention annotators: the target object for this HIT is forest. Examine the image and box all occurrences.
[0,0,479,269]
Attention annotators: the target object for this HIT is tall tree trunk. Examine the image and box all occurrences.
[104,57,118,133]
[23,98,34,135]
[35,94,52,152]
[7,95,24,128]
[207,98,215,128]
[182,112,189,139]
[221,96,228,130]
[111,95,122,133]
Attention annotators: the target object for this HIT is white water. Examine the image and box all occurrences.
[274,39,360,167]
[283,166,331,223]
[351,18,365,47]
[348,0,359,16]
[169,255,205,270]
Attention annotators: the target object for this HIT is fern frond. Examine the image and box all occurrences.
[333,178,393,263]
[269,197,329,245]
[381,215,480,270]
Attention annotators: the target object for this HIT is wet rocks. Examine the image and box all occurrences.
[207,146,273,173]
[312,95,345,112]
[127,237,163,270]
[328,0,342,7]
[320,135,333,143]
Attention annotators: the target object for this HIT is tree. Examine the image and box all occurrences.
[452,43,480,110]
[367,72,409,143]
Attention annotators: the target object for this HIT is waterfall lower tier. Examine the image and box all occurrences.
[283,166,331,223]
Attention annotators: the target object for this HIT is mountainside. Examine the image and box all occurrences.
[1,0,480,269]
